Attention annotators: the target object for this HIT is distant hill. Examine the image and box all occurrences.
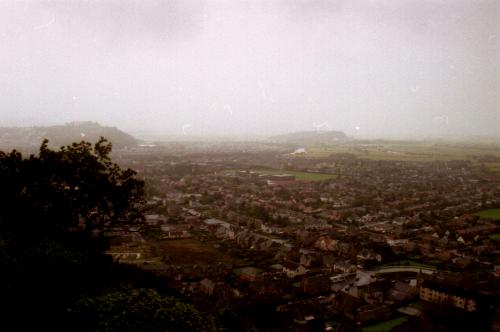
[268,130,348,145]
[0,122,138,150]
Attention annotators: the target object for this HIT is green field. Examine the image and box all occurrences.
[489,233,500,241]
[362,317,407,332]
[475,209,500,220]
[485,162,500,172]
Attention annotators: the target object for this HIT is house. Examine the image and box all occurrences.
[215,225,236,240]
[301,274,331,295]
[420,280,477,312]
[388,281,418,303]
[305,221,332,231]
[203,218,231,230]
[145,214,166,226]
[160,225,191,239]
[200,278,215,296]
[283,262,309,278]
[161,230,190,239]
[331,292,364,320]
[238,266,262,281]
[314,236,338,251]
[300,252,322,268]
[102,226,144,247]
[107,251,142,261]
[322,254,336,268]
[356,249,382,269]
[334,261,357,274]
[348,304,391,326]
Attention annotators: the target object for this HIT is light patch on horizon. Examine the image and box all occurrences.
[433,115,449,126]
[258,80,275,103]
[223,104,233,116]
[410,86,420,93]
[33,15,56,30]
[182,124,193,136]
[314,122,331,133]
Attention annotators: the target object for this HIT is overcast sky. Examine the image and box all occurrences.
[0,0,498,139]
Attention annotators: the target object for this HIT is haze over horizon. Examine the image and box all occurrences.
[0,0,498,140]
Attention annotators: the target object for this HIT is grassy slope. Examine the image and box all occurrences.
[157,238,243,265]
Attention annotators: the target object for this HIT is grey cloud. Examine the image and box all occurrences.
[0,0,498,139]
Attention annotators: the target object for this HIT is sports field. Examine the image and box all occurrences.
[475,209,500,220]
[362,317,407,332]
[489,234,500,241]
[381,260,436,270]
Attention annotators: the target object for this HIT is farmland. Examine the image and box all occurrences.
[484,162,500,175]
[293,142,500,162]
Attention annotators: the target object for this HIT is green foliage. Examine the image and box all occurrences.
[73,288,216,332]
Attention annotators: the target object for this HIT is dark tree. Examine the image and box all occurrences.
[0,139,214,331]
[0,138,144,327]
[0,138,144,239]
